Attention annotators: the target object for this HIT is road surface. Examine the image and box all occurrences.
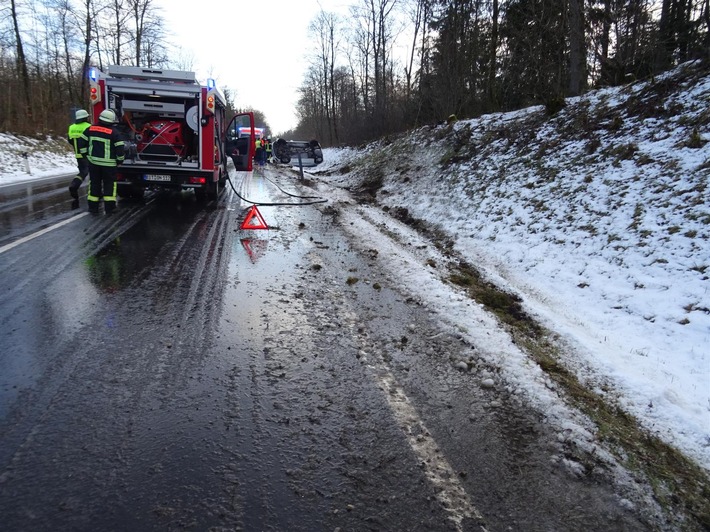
[0,169,660,530]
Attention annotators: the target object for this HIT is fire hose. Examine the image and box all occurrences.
[225,172,328,207]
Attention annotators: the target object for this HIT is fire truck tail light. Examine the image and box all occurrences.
[189,177,207,185]
[205,81,217,115]
[88,68,101,104]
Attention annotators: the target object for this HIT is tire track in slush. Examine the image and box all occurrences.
[284,211,488,530]
[338,303,488,532]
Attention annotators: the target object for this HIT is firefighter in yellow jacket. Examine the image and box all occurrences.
[79,109,125,215]
[67,109,91,199]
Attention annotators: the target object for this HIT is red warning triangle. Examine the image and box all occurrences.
[240,205,269,230]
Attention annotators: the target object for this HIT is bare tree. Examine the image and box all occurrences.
[87,0,130,67]
[50,0,80,103]
[10,0,32,119]
[349,5,372,117]
[350,0,399,136]
[79,0,95,100]
[309,9,340,144]
[128,0,162,66]
[403,0,431,99]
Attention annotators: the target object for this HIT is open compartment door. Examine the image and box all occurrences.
[225,112,255,172]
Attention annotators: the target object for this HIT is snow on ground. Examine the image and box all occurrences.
[0,134,77,184]
[1,64,708,473]
[310,67,709,471]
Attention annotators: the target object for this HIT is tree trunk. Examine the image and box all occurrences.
[488,0,500,108]
[80,0,93,102]
[567,0,586,96]
[329,22,340,145]
[10,0,33,120]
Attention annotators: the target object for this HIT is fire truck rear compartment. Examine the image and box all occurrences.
[118,97,199,164]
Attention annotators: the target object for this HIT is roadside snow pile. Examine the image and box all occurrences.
[0,133,76,184]
[316,61,710,471]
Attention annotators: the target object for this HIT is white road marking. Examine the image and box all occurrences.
[329,205,489,531]
[0,213,89,255]
[339,307,487,531]
[371,367,487,532]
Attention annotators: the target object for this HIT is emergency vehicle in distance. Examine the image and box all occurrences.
[238,126,264,139]
[88,65,255,200]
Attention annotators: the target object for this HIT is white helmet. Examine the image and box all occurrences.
[75,109,89,120]
[99,109,117,124]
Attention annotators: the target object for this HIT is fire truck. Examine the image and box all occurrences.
[87,65,255,200]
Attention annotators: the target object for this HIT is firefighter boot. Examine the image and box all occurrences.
[104,200,116,215]
[68,177,82,199]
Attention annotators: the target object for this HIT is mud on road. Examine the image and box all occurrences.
[0,167,667,531]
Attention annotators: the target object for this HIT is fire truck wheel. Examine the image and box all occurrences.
[206,179,219,201]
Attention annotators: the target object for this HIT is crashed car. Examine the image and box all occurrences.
[273,138,323,166]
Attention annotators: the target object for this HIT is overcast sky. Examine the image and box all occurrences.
[155,0,353,134]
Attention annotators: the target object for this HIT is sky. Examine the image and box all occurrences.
[154,0,354,134]
[0,64,708,475]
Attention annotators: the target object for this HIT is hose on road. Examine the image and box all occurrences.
[225,169,327,207]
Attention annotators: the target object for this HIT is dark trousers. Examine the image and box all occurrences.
[77,157,89,180]
[69,158,90,197]
[88,164,118,213]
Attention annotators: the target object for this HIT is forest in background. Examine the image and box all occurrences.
[1,0,709,144]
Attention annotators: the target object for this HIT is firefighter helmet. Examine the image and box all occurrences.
[99,109,117,124]
[75,109,89,120]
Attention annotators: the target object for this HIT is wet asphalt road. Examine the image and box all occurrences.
[0,169,660,531]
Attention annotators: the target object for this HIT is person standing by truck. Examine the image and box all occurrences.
[67,109,91,199]
[79,109,125,215]
[254,136,265,167]
[265,138,272,163]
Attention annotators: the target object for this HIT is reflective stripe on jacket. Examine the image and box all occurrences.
[80,125,125,167]
[68,122,91,158]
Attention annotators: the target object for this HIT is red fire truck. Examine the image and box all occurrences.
[88,65,254,200]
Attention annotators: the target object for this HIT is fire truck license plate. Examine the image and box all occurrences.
[144,174,171,182]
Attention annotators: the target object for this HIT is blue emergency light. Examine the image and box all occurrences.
[89,67,98,82]
[207,78,216,90]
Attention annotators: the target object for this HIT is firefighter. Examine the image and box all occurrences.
[67,109,91,199]
[265,138,272,163]
[79,109,125,215]
[254,137,264,167]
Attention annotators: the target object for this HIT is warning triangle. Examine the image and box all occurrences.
[240,205,269,230]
